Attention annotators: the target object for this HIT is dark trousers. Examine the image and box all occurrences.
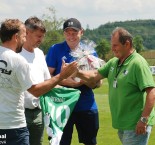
[0,127,29,145]
[25,108,44,145]
[60,110,99,145]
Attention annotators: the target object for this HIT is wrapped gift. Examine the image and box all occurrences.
[70,40,106,81]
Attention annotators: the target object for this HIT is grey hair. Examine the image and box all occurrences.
[111,27,133,46]
[25,16,46,33]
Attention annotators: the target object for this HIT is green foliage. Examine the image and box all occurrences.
[42,6,65,31]
[84,19,155,50]
[133,35,144,53]
[40,30,64,54]
[39,7,155,58]
[40,6,65,54]
[95,38,110,61]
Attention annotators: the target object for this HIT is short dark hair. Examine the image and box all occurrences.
[25,16,46,33]
[112,27,133,46]
[0,19,24,43]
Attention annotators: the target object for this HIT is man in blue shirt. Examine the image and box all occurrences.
[46,18,100,145]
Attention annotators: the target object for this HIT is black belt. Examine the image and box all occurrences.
[25,107,41,111]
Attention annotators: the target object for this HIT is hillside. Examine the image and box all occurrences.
[84,19,155,49]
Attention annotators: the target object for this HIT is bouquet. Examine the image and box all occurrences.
[69,40,106,81]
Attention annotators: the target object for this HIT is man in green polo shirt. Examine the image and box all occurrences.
[76,27,155,145]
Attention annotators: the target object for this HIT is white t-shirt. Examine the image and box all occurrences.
[0,46,37,129]
[20,48,51,109]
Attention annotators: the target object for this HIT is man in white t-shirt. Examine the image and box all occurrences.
[20,16,51,145]
[0,19,77,145]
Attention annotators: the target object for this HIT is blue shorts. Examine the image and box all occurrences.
[0,127,29,145]
[60,110,99,145]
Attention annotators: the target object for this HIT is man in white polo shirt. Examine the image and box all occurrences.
[0,18,77,145]
[20,16,51,145]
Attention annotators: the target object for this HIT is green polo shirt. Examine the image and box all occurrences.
[98,51,155,130]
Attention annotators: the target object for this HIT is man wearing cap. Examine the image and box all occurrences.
[46,18,99,145]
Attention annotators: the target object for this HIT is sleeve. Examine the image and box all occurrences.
[135,60,155,91]
[16,57,37,91]
[98,58,114,78]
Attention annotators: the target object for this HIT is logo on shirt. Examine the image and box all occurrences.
[123,70,128,75]
[110,67,114,72]
[0,60,12,75]
[62,56,67,61]
[0,60,12,88]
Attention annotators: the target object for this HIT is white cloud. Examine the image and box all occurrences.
[0,0,155,29]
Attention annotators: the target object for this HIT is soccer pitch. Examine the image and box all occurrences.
[43,79,155,145]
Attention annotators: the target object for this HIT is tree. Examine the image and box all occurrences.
[95,38,110,61]
[42,6,65,31]
[41,30,64,54]
[86,24,90,30]
[40,6,65,54]
[133,35,144,53]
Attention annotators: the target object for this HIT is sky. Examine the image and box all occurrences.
[1,0,155,29]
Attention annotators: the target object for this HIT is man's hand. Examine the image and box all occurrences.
[60,60,78,80]
[59,77,84,87]
[136,120,147,135]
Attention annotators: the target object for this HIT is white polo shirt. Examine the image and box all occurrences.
[20,48,51,109]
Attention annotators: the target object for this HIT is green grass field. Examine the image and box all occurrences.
[43,79,155,145]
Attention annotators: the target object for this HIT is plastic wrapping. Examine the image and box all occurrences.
[69,40,106,81]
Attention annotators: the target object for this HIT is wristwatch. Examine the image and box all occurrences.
[140,117,148,124]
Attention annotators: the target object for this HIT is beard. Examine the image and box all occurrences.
[16,42,24,53]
